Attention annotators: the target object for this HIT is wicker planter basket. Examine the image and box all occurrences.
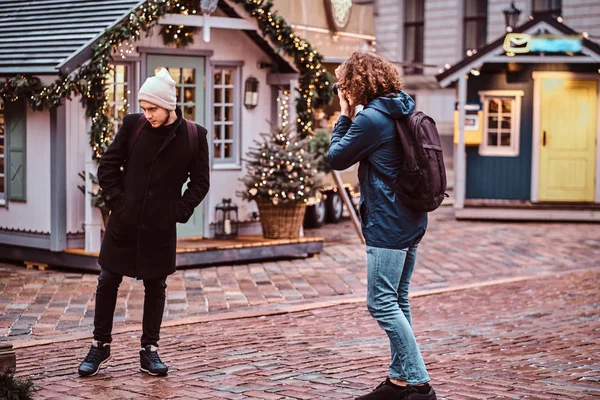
[256,200,307,239]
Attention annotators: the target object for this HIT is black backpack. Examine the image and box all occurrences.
[371,111,448,212]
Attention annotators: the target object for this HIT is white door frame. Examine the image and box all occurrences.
[530,71,600,204]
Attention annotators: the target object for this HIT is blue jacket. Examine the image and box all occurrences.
[328,92,427,249]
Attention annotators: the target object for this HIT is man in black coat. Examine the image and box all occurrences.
[78,68,210,377]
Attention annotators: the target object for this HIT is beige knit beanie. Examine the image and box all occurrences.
[138,68,177,111]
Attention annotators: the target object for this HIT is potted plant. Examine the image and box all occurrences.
[78,171,110,228]
[240,125,321,239]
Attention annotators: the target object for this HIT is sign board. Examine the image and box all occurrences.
[503,33,583,54]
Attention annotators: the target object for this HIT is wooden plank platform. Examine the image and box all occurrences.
[0,236,324,272]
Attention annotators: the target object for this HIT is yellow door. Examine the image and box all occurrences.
[539,79,597,202]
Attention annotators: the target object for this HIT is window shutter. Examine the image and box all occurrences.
[6,101,26,201]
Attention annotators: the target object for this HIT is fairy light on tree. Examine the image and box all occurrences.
[240,124,320,206]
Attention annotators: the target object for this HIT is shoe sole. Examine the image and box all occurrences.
[139,366,168,376]
[78,355,111,377]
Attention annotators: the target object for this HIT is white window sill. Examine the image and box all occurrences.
[212,163,242,171]
[478,149,519,157]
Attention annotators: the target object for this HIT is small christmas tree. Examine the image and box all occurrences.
[240,125,321,206]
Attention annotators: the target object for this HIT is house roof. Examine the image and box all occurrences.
[0,0,296,75]
[436,16,600,88]
[0,0,142,74]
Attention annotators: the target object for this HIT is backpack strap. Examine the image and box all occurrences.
[185,119,198,159]
[127,115,147,158]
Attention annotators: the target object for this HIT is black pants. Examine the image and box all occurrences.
[93,268,167,347]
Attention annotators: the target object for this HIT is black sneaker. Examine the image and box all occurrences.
[356,378,408,400]
[78,340,111,377]
[139,345,168,376]
[407,384,437,400]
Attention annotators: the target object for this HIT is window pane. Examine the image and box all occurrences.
[105,83,115,102]
[501,132,511,146]
[214,106,222,122]
[214,88,222,103]
[488,117,498,129]
[225,88,233,103]
[176,89,182,104]
[224,124,233,140]
[184,106,195,121]
[184,88,195,103]
[116,65,127,83]
[116,85,125,103]
[183,68,195,84]
[464,21,478,51]
[169,68,181,84]
[107,103,115,120]
[405,27,416,61]
[502,99,512,113]
[224,143,231,158]
[224,107,233,122]
[214,126,222,141]
[214,70,222,85]
[405,0,424,22]
[489,99,499,113]
[224,69,233,85]
[105,68,115,84]
[0,158,3,174]
[214,143,221,159]
[0,176,3,189]
[501,118,511,130]
[488,132,498,146]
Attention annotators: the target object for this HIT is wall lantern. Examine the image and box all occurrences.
[503,1,522,32]
[215,198,239,239]
[244,76,259,109]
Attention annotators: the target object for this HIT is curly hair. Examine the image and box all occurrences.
[335,52,403,105]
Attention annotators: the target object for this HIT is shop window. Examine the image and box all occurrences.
[404,0,425,75]
[105,64,131,136]
[213,66,241,167]
[479,91,523,157]
[532,0,562,18]
[463,0,488,53]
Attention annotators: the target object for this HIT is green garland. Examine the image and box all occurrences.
[0,0,333,158]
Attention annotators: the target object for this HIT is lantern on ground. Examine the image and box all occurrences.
[215,198,239,238]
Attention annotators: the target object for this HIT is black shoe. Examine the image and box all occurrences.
[139,345,168,376]
[407,384,437,400]
[356,378,408,400]
[78,340,111,377]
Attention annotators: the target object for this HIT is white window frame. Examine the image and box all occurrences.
[211,62,242,169]
[478,90,524,157]
[0,101,5,206]
[106,63,133,136]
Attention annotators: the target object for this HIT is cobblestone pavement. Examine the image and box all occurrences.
[1,206,599,344]
[15,267,600,399]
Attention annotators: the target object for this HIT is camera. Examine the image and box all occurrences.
[332,82,340,96]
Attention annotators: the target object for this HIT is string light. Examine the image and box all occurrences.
[1,0,333,158]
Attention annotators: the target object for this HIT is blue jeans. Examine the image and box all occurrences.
[366,245,430,385]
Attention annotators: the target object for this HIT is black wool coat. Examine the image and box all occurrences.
[97,108,210,280]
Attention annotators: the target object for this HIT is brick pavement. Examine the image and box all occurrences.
[14,267,600,399]
[1,206,599,343]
